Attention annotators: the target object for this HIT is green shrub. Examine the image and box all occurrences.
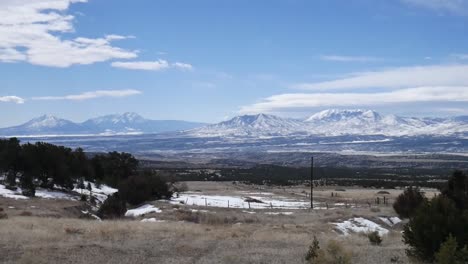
[435,234,458,264]
[435,235,468,264]
[368,231,382,246]
[442,170,468,210]
[119,171,173,206]
[403,195,468,261]
[97,193,127,219]
[305,236,320,261]
[393,186,425,218]
[306,239,352,264]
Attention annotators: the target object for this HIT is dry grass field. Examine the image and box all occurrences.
[0,181,427,264]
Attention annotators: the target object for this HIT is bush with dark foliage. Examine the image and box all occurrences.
[97,193,127,219]
[119,170,173,206]
[393,186,426,219]
[403,170,468,262]
[368,231,382,246]
[443,170,468,210]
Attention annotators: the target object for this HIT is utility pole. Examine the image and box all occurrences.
[310,156,314,209]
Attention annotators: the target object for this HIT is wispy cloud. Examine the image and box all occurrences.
[240,87,468,114]
[0,0,139,67]
[452,54,468,60]
[293,64,468,90]
[0,96,25,104]
[401,0,468,15]
[32,89,142,101]
[111,60,193,71]
[320,55,381,62]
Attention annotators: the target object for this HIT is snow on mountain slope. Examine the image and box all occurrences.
[189,114,306,137]
[2,110,467,137]
[0,115,83,135]
[304,109,468,136]
[187,110,468,137]
[0,113,206,136]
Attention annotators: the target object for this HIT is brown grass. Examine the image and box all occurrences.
[0,182,414,263]
[0,214,410,264]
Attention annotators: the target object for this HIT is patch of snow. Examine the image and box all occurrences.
[171,192,312,210]
[141,218,166,223]
[125,204,162,217]
[35,189,76,200]
[334,217,389,236]
[73,181,117,204]
[379,216,402,226]
[265,212,294,215]
[8,206,15,209]
[190,209,209,213]
[242,211,256,214]
[81,210,102,221]
[0,184,28,200]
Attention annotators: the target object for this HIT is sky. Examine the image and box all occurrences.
[1,0,468,127]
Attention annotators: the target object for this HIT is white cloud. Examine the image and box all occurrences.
[452,54,468,60]
[173,62,193,70]
[0,0,137,67]
[0,96,25,104]
[294,64,468,90]
[240,87,468,114]
[320,55,381,62]
[401,0,468,15]
[111,60,193,71]
[111,60,170,71]
[32,89,142,101]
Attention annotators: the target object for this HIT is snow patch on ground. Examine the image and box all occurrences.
[334,217,389,236]
[81,210,102,221]
[1,181,117,203]
[265,212,294,215]
[171,192,311,209]
[35,189,76,200]
[379,216,402,226]
[141,218,166,223]
[0,184,28,200]
[190,209,209,213]
[73,181,117,204]
[125,204,162,217]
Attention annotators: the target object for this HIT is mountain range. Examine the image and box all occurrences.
[1,109,468,137]
[188,109,468,137]
[0,113,205,136]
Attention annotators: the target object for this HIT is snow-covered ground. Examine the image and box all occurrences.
[141,218,165,223]
[334,217,389,236]
[35,189,76,200]
[73,181,117,204]
[0,184,29,200]
[171,192,313,209]
[0,181,116,204]
[125,204,162,217]
[265,212,294,215]
[379,216,402,227]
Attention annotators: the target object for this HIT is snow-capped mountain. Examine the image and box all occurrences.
[0,115,83,135]
[304,109,468,136]
[187,109,468,137]
[2,110,468,138]
[188,114,306,137]
[0,113,206,136]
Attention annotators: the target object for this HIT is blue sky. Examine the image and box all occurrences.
[1,0,468,127]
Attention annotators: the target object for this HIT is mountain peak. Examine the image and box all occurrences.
[305,109,381,122]
[25,115,71,129]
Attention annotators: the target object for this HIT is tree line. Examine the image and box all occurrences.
[0,137,139,196]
